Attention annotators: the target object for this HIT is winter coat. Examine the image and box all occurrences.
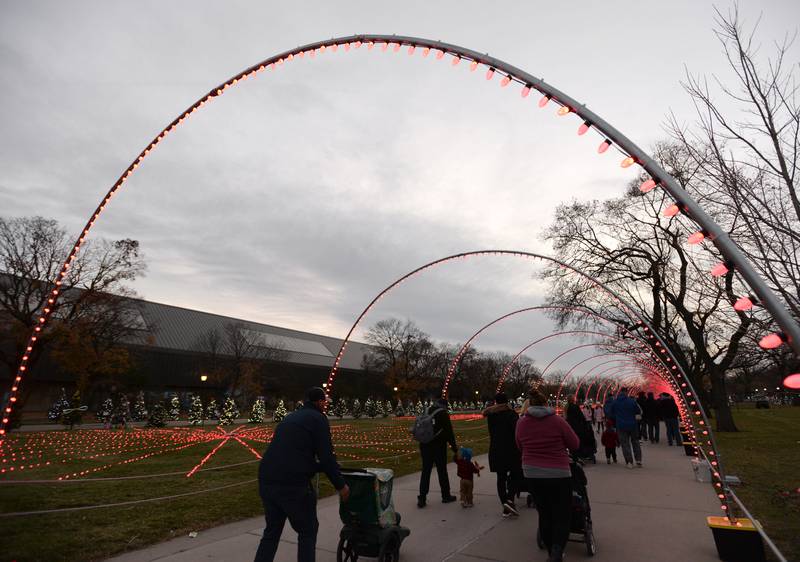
[259,402,345,491]
[567,405,597,457]
[420,405,457,454]
[515,406,580,471]
[456,457,480,481]
[609,393,642,431]
[642,397,661,422]
[601,428,619,448]
[482,403,521,472]
[658,396,680,420]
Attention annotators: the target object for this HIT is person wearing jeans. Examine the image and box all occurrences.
[659,393,683,446]
[417,398,458,507]
[609,388,643,468]
[516,390,580,562]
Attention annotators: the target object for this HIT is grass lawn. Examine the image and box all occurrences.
[714,406,800,562]
[0,416,488,561]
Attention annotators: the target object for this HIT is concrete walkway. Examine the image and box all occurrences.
[107,434,722,562]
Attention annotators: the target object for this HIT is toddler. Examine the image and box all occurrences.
[601,419,619,464]
[455,447,483,507]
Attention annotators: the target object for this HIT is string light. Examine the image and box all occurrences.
[759,332,786,350]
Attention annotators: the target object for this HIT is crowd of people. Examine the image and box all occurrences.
[253,385,685,562]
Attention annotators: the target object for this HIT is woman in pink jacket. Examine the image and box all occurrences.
[516,390,580,562]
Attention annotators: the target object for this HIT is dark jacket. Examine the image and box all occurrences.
[482,403,521,472]
[658,396,680,420]
[566,404,597,457]
[259,402,345,491]
[642,397,661,422]
[420,405,457,453]
[609,393,642,431]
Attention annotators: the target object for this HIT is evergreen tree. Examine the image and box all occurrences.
[249,397,266,423]
[382,400,392,417]
[63,390,84,429]
[332,398,348,419]
[113,394,130,428]
[351,398,362,419]
[206,398,219,420]
[168,394,181,421]
[415,400,425,416]
[96,398,113,424]
[220,397,239,425]
[188,395,204,426]
[132,391,148,421]
[146,402,167,428]
[273,399,287,422]
[48,388,70,423]
[394,401,405,417]
[469,401,477,411]
[364,398,378,418]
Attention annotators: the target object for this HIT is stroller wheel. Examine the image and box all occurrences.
[585,527,597,556]
[378,533,400,562]
[337,536,358,562]
[536,528,545,550]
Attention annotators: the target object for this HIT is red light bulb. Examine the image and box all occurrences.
[639,179,657,193]
[538,95,550,108]
[783,373,800,389]
[710,262,730,277]
[452,56,461,66]
[557,106,571,116]
[598,140,611,154]
[500,75,511,87]
[578,122,590,135]
[663,204,680,217]
[759,332,785,349]
[486,68,495,80]
[470,60,478,71]
[621,156,636,168]
[521,86,531,98]
[687,231,706,245]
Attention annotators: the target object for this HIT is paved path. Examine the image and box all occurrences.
[107,432,721,561]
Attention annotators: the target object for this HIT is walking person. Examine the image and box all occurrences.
[255,387,350,562]
[455,447,484,507]
[658,393,683,446]
[636,391,648,442]
[416,397,458,507]
[643,392,661,443]
[600,419,619,464]
[592,403,605,433]
[482,392,522,517]
[609,387,643,468]
[516,390,580,562]
[566,398,597,463]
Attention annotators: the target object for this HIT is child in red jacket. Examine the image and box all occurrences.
[601,419,619,464]
[455,447,484,507]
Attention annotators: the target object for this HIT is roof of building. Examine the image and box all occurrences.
[129,298,371,371]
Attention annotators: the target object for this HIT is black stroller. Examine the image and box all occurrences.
[337,468,411,562]
[535,459,596,556]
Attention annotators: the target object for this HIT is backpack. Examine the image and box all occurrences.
[410,408,444,444]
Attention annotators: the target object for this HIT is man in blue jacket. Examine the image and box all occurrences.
[609,387,643,469]
[255,387,350,562]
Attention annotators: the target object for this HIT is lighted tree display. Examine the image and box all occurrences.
[249,397,265,423]
[382,400,392,417]
[219,397,239,425]
[332,398,348,418]
[113,394,130,428]
[132,391,147,421]
[414,400,425,416]
[188,395,204,426]
[96,398,113,426]
[351,398,362,419]
[146,402,166,428]
[273,399,287,422]
[168,394,180,421]
[394,401,405,417]
[206,398,219,420]
[63,390,84,429]
[47,388,70,423]
[364,398,378,418]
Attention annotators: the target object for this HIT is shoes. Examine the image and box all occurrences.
[636,462,643,468]
[417,495,426,508]
[626,463,634,469]
[502,505,510,517]
[442,495,457,503]
[547,543,565,562]
[613,459,618,464]
[461,502,468,508]
[503,501,519,516]
[607,458,611,464]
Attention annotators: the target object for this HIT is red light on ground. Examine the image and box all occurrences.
[759,332,785,349]
[783,374,800,389]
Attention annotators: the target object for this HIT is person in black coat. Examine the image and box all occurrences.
[418,398,458,507]
[256,388,350,562]
[482,392,522,516]
[636,391,648,441]
[566,399,597,462]
[642,392,661,443]
[657,393,683,446]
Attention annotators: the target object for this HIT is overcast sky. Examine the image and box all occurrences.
[2,0,798,383]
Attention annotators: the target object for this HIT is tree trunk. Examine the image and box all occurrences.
[709,367,738,432]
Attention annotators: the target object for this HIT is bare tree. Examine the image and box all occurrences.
[0,216,146,398]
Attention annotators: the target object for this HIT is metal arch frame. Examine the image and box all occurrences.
[3,34,799,440]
